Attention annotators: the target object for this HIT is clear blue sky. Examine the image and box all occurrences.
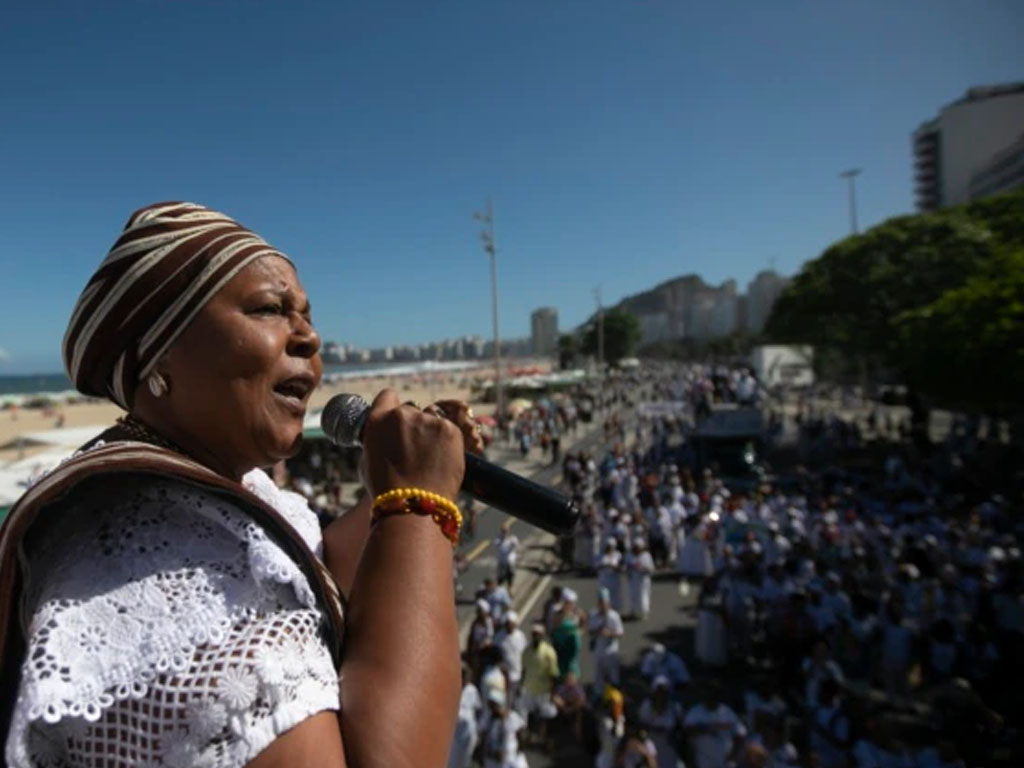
[1,1,1022,374]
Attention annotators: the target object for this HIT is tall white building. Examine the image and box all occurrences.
[746,270,789,334]
[913,83,1024,211]
[530,307,559,356]
[969,132,1024,201]
[708,280,739,338]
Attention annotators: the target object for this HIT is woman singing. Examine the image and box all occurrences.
[0,202,473,767]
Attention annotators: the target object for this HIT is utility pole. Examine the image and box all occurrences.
[473,199,503,419]
[594,285,604,375]
[840,168,862,235]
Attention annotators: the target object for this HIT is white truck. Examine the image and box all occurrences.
[750,345,814,389]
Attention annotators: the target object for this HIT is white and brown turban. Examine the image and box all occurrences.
[62,202,293,410]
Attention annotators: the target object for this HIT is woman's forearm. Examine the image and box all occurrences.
[339,514,460,768]
[323,495,373,596]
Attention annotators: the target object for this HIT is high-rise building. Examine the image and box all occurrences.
[530,307,559,356]
[708,280,739,339]
[913,83,1024,211]
[969,132,1024,201]
[746,270,789,334]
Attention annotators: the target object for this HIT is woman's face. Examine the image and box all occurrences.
[146,256,322,477]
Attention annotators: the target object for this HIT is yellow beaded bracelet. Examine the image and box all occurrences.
[371,488,462,545]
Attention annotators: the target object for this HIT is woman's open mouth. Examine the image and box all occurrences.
[272,376,314,415]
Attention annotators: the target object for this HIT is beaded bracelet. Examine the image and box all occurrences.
[372,487,462,545]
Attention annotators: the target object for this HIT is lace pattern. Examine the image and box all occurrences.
[6,469,340,768]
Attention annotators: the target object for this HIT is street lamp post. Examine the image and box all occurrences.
[840,168,862,235]
[473,199,503,419]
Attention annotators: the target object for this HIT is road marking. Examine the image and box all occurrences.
[465,538,491,562]
[515,572,552,622]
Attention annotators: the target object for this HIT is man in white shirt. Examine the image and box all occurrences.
[481,688,529,768]
[496,611,528,705]
[480,577,513,623]
[495,520,520,588]
[588,588,625,693]
[683,685,746,768]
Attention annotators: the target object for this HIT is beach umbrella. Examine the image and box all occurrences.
[507,398,533,416]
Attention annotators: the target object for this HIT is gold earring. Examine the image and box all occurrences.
[148,372,168,398]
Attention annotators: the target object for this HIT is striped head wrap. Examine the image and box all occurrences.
[63,202,293,410]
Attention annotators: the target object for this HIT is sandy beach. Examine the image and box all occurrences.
[0,372,494,464]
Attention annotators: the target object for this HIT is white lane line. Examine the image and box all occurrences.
[514,571,552,624]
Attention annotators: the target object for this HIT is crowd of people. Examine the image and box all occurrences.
[447,363,1022,768]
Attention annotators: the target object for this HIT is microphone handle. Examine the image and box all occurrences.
[462,452,580,536]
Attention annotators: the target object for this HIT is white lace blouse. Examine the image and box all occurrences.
[5,468,340,768]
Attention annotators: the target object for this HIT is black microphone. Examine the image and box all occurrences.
[321,393,580,535]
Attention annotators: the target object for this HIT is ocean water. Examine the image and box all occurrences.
[0,360,485,398]
[0,373,74,397]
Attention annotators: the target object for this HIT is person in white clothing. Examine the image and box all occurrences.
[595,686,626,768]
[597,539,624,611]
[496,611,528,704]
[638,676,686,768]
[495,519,520,588]
[469,598,496,673]
[640,643,691,691]
[448,665,483,768]
[588,589,624,693]
[683,686,746,768]
[802,638,844,710]
[481,689,529,768]
[807,678,850,768]
[480,576,513,623]
[678,518,714,581]
[627,539,656,620]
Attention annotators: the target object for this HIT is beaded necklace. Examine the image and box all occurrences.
[115,414,183,454]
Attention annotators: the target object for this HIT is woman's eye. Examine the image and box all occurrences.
[256,304,283,315]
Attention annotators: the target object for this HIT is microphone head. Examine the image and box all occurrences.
[321,393,371,447]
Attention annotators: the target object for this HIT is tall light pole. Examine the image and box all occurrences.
[594,285,604,375]
[473,199,503,418]
[840,168,862,235]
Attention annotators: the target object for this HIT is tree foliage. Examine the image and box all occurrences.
[765,189,1024,413]
[581,308,642,363]
[557,333,578,369]
[893,246,1024,413]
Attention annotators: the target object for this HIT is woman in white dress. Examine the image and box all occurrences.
[678,517,715,580]
[0,202,481,768]
[597,539,624,612]
[627,540,656,620]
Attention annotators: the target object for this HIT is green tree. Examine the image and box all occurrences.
[557,333,578,369]
[765,188,1024,414]
[765,210,993,370]
[581,308,642,363]
[893,246,1024,413]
